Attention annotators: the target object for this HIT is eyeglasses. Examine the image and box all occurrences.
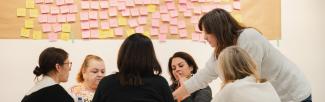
[63,62,72,67]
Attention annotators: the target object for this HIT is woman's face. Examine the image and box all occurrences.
[171,57,193,81]
[203,28,218,47]
[83,59,105,89]
[58,59,72,82]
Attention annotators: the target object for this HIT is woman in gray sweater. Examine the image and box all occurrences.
[173,8,312,102]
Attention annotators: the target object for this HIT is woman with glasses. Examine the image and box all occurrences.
[22,47,73,102]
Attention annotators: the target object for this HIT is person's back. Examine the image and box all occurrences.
[93,74,173,102]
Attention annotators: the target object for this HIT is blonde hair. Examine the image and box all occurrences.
[76,55,104,83]
[217,46,266,88]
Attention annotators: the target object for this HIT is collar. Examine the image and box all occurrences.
[26,75,58,95]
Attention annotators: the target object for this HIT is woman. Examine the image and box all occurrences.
[92,33,174,102]
[173,8,312,102]
[168,52,212,102]
[70,55,106,102]
[213,46,280,102]
[22,47,73,102]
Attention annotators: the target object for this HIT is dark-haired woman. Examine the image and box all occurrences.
[173,8,312,102]
[22,47,73,102]
[92,33,174,102]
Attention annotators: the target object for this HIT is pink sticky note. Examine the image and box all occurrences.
[178,20,186,28]
[81,21,90,29]
[151,27,159,35]
[109,7,118,16]
[191,15,200,23]
[65,0,74,4]
[192,32,199,41]
[60,5,69,14]
[152,0,160,4]
[101,21,110,29]
[89,11,98,19]
[80,11,89,21]
[91,1,100,9]
[194,24,201,32]
[42,24,52,32]
[57,14,66,23]
[89,20,99,28]
[159,5,168,13]
[90,29,99,38]
[135,26,144,33]
[170,18,178,25]
[160,24,168,33]
[161,14,170,22]
[69,4,78,13]
[159,34,166,42]
[137,16,147,25]
[128,18,138,28]
[38,14,48,23]
[186,1,193,9]
[184,9,192,17]
[66,14,76,22]
[151,19,160,27]
[169,26,178,34]
[166,2,176,10]
[82,30,91,38]
[223,4,233,12]
[44,0,53,4]
[52,23,61,32]
[179,0,186,3]
[121,8,130,16]
[198,0,206,3]
[114,27,124,36]
[199,33,206,42]
[179,29,188,38]
[165,0,173,2]
[126,0,135,6]
[109,17,118,27]
[35,0,43,4]
[81,1,90,9]
[109,0,118,6]
[143,0,151,4]
[201,5,211,13]
[100,1,109,9]
[48,33,58,42]
[47,15,57,23]
[50,6,59,14]
[117,2,126,10]
[56,0,65,6]
[99,10,108,19]
[193,6,202,14]
[169,10,178,18]
[130,7,139,16]
[139,6,148,16]
[134,0,143,5]
[40,5,50,14]
[178,4,187,12]
[151,12,160,19]
[233,1,241,10]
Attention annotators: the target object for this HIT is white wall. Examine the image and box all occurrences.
[1,0,325,101]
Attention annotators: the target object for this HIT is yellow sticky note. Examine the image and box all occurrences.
[29,9,39,18]
[25,19,34,28]
[147,5,157,13]
[60,32,70,41]
[232,13,242,23]
[17,8,26,17]
[20,28,30,38]
[118,17,127,26]
[32,30,42,40]
[99,30,110,38]
[222,0,230,2]
[26,0,35,9]
[62,24,71,32]
[143,30,151,38]
[126,28,135,37]
[108,29,115,38]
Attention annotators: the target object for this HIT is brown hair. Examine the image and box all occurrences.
[168,52,198,84]
[217,46,266,88]
[76,55,104,83]
[198,8,245,59]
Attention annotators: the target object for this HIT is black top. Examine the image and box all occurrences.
[92,74,174,102]
[21,84,74,102]
[170,83,212,102]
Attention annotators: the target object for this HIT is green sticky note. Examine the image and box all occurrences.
[32,30,42,40]
[62,24,71,32]
[29,9,39,18]
[17,8,26,17]
[20,28,30,38]
[25,19,34,28]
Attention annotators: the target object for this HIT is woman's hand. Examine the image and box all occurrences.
[173,72,191,101]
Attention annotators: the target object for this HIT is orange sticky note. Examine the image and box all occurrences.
[17,8,26,17]
[147,5,156,12]
[20,28,30,38]
[60,32,70,41]
[25,19,34,29]
[62,24,71,32]
[32,30,43,40]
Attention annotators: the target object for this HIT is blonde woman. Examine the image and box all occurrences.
[213,46,280,102]
[70,55,106,102]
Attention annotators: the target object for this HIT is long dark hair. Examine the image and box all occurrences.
[117,33,162,86]
[168,52,198,84]
[33,47,68,77]
[199,8,245,58]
